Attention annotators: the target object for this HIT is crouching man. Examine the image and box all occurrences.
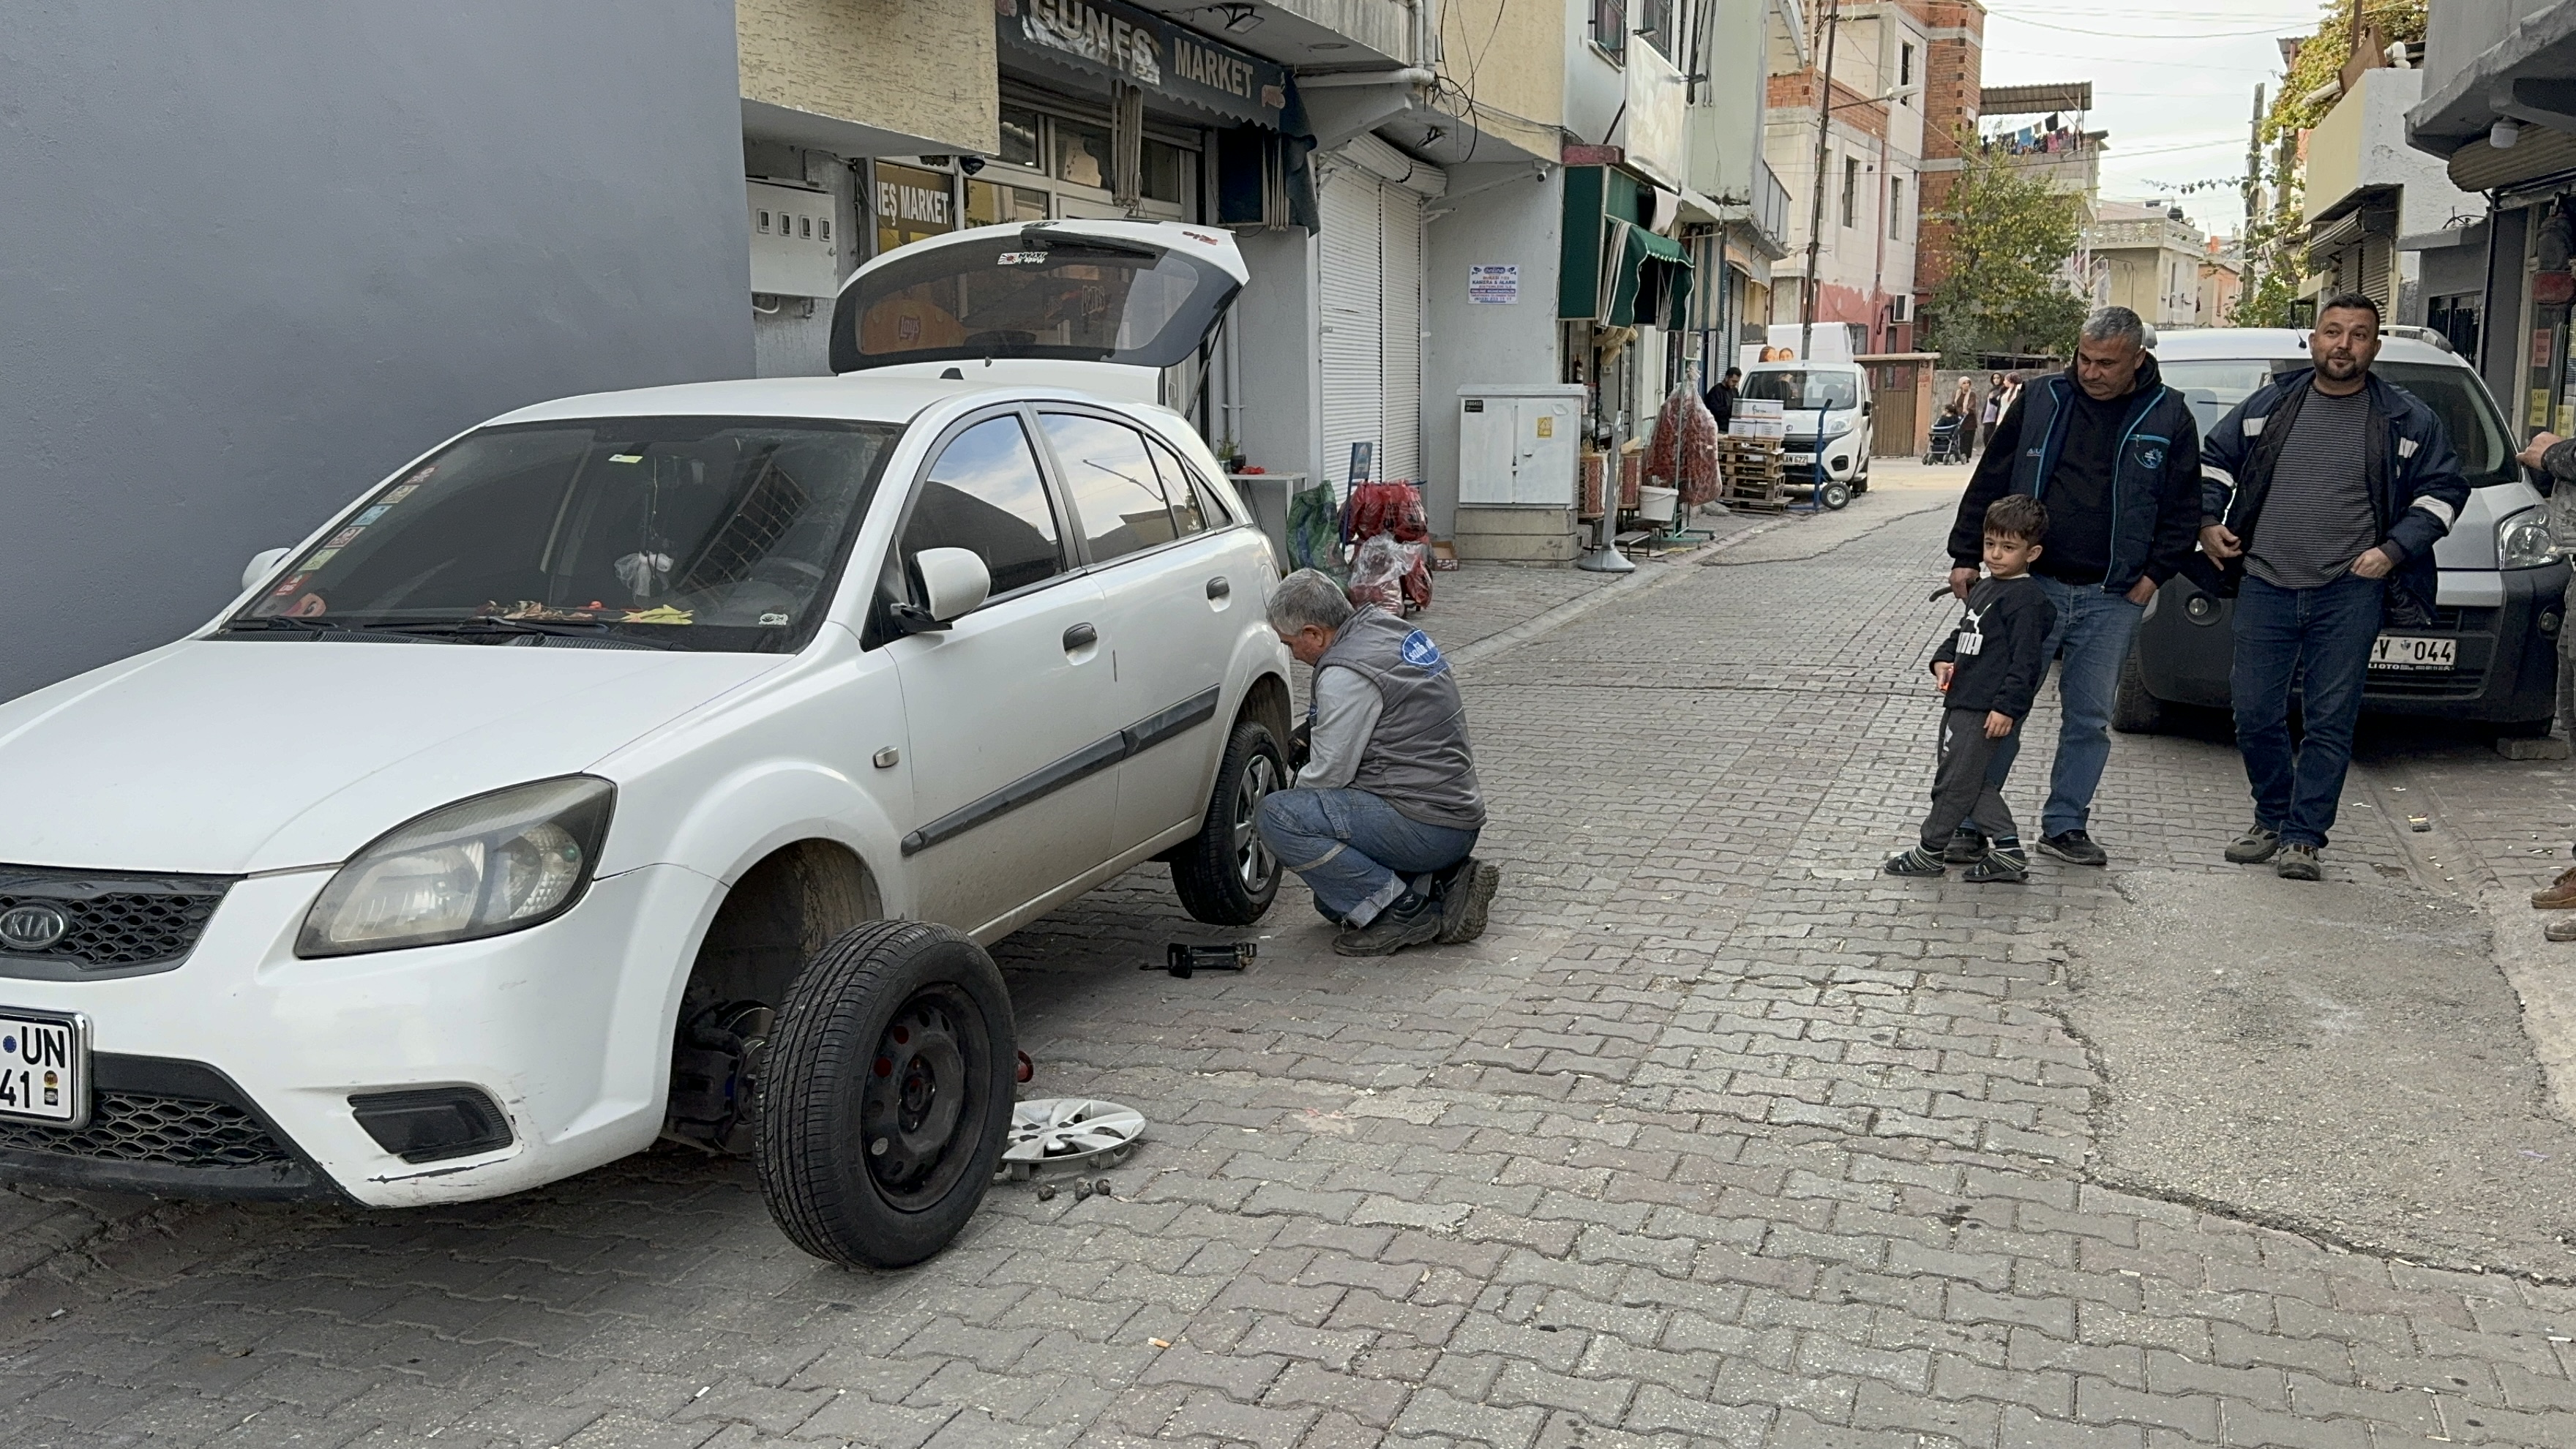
[1257,569,1500,956]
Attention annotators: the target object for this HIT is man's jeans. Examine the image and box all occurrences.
[1256,787,1479,926]
[2231,572,2385,848]
[1972,576,2146,839]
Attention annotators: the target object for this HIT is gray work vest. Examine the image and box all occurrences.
[1313,605,1486,831]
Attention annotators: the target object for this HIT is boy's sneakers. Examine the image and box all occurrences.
[2547,916,2576,943]
[1964,847,2029,884]
[1884,846,1946,877]
[2225,825,2281,864]
[1942,827,1988,864]
[2275,843,2322,881]
[2035,830,2107,866]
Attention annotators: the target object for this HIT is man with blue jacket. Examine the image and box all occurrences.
[2201,291,2468,880]
[1942,306,2204,868]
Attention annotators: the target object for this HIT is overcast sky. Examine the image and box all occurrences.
[1977,0,2332,238]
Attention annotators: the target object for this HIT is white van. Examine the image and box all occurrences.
[1738,359,1875,507]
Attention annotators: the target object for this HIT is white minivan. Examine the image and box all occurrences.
[0,220,1291,1268]
[1738,359,1875,508]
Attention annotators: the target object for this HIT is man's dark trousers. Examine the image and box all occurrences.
[2231,572,2383,847]
[1923,709,2015,850]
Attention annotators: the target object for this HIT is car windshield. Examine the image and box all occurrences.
[230,417,900,651]
[2160,358,2515,489]
[1741,370,1860,411]
[836,233,1236,372]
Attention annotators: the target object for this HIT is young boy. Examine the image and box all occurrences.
[1887,495,2058,883]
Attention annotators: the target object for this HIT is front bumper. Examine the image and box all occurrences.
[2135,563,2569,724]
[0,863,716,1206]
[1783,438,1862,484]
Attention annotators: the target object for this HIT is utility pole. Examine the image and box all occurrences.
[2243,83,2265,298]
[1799,0,1843,363]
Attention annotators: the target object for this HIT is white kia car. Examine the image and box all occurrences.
[0,220,1292,1267]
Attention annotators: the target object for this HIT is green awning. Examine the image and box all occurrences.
[1602,220,1693,330]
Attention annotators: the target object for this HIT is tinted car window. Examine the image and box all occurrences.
[1041,413,1177,562]
[1740,370,1860,411]
[1146,437,1223,536]
[2160,358,2513,488]
[902,415,1064,596]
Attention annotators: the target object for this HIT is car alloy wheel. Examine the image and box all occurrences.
[1232,752,1281,894]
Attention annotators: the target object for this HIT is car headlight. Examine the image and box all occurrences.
[297,776,615,958]
[2500,507,2559,569]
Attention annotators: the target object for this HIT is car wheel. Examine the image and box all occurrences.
[1818,479,1852,510]
[1170,718,1285,925]
[755,920,1014,1269]
[2111,647,2165,734]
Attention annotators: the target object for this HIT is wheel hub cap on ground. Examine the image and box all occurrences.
[1000,1098,1146,1177]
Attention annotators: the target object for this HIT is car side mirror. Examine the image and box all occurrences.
[242,547,292,591]
[1861,400,1873,416]
[890,547,993,636]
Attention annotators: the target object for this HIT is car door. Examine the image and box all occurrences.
[883,408,1120,933]
[1035,410,1246,855]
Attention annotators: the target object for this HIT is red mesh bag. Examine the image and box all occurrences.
[1344,480,1429,544]
[1648,384,1725,506]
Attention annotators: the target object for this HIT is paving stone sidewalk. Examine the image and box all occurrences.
[5,495,2575,1449]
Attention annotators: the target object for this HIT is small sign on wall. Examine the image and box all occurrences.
[1468,265,1519,304]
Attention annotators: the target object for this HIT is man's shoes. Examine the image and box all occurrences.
[2534,866,2576,909]
[2275,843,2322,881]
[1333,892,1444,956]
[1964,847,2029,884]
[1431,858,1499,944]
[2548,916,2576,943]
[1942,827,1988,865]
[2035,830,2107,867]
[1884,846,1947,877]
[2225,825,2281,864]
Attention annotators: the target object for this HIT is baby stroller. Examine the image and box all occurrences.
[1924,409,1970,465]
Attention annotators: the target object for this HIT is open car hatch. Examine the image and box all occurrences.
[830,220,1248,402]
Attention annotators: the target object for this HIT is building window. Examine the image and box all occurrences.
[1636,0,1676,57]
[1591,0,1627,59]
[1888,177,1904,240]
[1841,157,1859,228]
[1900,43,1915,90]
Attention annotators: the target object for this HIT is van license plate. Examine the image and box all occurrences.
[1783,452,1816,465]
[0,1012,89,1127]
[2370,634,2456,671]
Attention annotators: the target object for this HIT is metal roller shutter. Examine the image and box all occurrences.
[1379,183,1426,485]
[1319,162,1382,495]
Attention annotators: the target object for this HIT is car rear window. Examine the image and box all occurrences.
[2161,358,2512,488]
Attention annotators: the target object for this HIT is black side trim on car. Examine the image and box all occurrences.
[0,1053,345,1202]
[899,686,1228,857]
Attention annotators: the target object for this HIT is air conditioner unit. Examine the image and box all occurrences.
[1890,294,1914,323]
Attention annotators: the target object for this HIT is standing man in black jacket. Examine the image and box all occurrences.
[1941,306,2206,868]
[1704,366,1741,433]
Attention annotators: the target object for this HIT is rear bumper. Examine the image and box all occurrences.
[2135,564,2568,724]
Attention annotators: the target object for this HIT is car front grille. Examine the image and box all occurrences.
[0,1091,293,1168]
[0,866,233,970]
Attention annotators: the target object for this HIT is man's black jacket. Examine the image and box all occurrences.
[1946,354,2205,594]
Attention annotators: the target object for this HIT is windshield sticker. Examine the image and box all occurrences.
[491,600,602,622]
[301,549,340,572]
[622,604,694,625]
[610,454,644,464]
[353,506,390,525]
[269,574,308,597]
[997,250,1050,265]
[400,465,435,485]
[382,483,422,505]
[760,612,790,626]
[324,527,364,549]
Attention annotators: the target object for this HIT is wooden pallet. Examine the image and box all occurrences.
[1718,437,1788,512]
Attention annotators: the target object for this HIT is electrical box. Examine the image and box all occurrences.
[1457,383,1586,506]
[748,181,839,299]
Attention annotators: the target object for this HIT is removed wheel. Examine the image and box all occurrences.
[2110,647,2165,734]
[1170,716,1285,925]
[1818,478,1852,510]
[756,920,1014,1269]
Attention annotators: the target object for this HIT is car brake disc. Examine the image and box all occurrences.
[997,1097,1145,1180]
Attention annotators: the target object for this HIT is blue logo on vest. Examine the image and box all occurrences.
[1400,629,1445,673]
[2138,445,2165,471]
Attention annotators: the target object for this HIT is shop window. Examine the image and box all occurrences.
[967,179,1052,228]
[1142,140,1188,204]
[902,416,1064,597]
[999,105,1042,170]
[1055,119,1114,190]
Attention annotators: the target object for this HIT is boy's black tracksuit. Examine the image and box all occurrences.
[1921,577,2056,851]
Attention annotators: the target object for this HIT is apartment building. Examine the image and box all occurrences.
[2082,201,2211,330]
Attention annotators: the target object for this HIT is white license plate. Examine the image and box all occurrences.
[2370,634,2457,672]
[1783,452,1816,464]
[0,1012,89,1127]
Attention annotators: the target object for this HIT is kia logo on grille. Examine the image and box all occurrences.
[0,905,70,952]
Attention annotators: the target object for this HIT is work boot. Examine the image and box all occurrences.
[2225,825,2281,864]
[2548,916,2576,942]
[1942,826,1988,864]
[2275,843,2322,881]
[1333,892,1444,956]
[1964,847,2029,884]
[2534,866,2576,909]
[1431,858,1499,944]
[2035,829,2108,867]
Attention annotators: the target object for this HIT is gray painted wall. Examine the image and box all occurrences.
[0,2,754,702]
[1423,165,1566,537]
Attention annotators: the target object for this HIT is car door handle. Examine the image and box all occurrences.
[1063,623,1098,653]
[1206,576,1231,599]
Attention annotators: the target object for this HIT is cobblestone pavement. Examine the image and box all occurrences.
[10,486,2576,1448]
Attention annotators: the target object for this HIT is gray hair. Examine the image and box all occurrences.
[1267,569,1354,634]
[2081,305,2153,351]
